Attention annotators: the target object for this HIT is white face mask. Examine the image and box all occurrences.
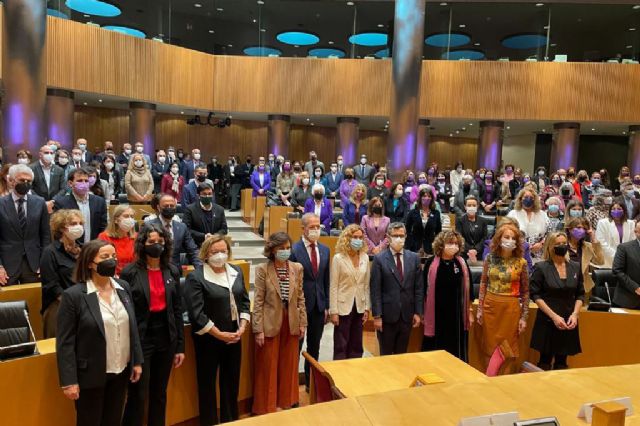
[136,146,144,153]
[360,158,367,165]
[134,160,144,168]
[118,217,136,232]
[376,179,385,186]
[337,160,343,166]
[105,162,114,170]
[307,229,321,242]
[466,206,477,215]
[65,224,85,241]
[302,178,310,186]
[18,158,30,165]
[42,153,54,163]
[72,155,82,162]
[208,252,228,267]
[78,144,87,151]
[58,157,69,166]
[390,236,405,250]
[501,238,517,250]
[193,153,201,160]
[125,149,132,155]
[158,156,166,163]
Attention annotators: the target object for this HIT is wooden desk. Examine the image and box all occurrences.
[263,206,292,238]
[286,218,303,243]
[232,398,371,426]
[250,196,266,232]
[0,283,43,340]
[320,351,486,398]
[318,236,338,263]
[241,189,253,222]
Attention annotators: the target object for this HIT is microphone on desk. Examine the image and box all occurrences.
[605,282,612,304]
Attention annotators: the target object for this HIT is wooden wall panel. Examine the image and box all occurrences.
[427,136,477,170]
[74,106,129,151]
[45,16,214,110]
[212,56,391,117]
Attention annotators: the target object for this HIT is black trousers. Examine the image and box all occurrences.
[75,369,129,426]
[7,256,39,285]
[193,332,242,425]
[229,183,242,210]
[122,314,174,426]
[377,320,412,356]
[299,308,325,388]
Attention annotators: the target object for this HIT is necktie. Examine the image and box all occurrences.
[310,243,318,277]
[17,198,26,230]
[396,252,404,282]
[361,165,365,175]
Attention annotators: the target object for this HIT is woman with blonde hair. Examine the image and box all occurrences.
[40,209,85,337]
[252,232,307,415]
[564,217,603,294]
[343,183,368,226]
[477,222,530,374]
[329,224,371,360]
[0,163,13,196]
[529,232,585,370]
[125,153,154,203]
[423,230,473,361]
[98,205,137,276]
[507,188,548,258]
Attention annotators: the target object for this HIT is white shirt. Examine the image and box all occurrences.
[74,193,91,243]
[303,236,321,267]
[390,245,405,270]
[259,173,264,187]
[314,201,322,217]
[11,192,27,216]
[87,279,130,374]
[40,160,52,189]
[197,263,251,335]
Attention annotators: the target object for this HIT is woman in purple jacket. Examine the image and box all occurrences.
[360,197,390,255]
[304,184,333,235]
[250,161,271,197]
[339,167,358,208]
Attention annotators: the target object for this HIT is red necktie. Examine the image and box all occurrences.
[310,243,318,277]
[396,253,404,282]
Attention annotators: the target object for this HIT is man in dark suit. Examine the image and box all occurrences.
[76,138,94,163]
[147,193,202,267]
[151,149,170,193]
[0,164,51,285]
[324,162,343,199]
[182,148,203,183]
[70,146,88,171]
[289,213,330,390]
[237,155,254,189]
[612,221,640,309]
[31,144,67,210]
[617,180,640,221]
[224,156,243,211]
[53,168,108,242]
[183,183,228,247]
[181,163,209,206]
[370,222,424,355]
[354,154,374,185]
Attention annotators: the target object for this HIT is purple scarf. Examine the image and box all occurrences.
[424,255,471,337]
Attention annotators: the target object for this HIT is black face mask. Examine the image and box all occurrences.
[463,184,471,191]
[196,175,206,182]
[96,258,117,277]
[246,159,252,164]
[578,176,586,183]
[144,243,165,258]
[15,181,32,196]
[161,207,176,219]
[345,174,353,180]
[372,206,383,215]
[313,192,323,200]
[553,245,568,256]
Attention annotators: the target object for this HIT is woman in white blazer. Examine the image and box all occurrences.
[507,188,548,260]
[329,224,371,360]
[596,201,636,267]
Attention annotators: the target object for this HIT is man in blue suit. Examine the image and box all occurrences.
[289,213,330,391]
[181,163,209,206]
[147,193,202,268]
[324,162,343,200]
[370,222,423,355]
[182,148,203,183]
[53,168,108,242]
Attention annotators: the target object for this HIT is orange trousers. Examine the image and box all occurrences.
[252,309,300,415]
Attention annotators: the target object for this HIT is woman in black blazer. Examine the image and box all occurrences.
[121,224,185,426]
[455,195,489,263]
[184,234,251,425]
[530,231,585,371]
[405,187,442,256]
[385,182,410,223]
[434,172,453,213]
[56,239,143,426]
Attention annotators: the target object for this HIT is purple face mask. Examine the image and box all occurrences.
[283,164,291,172]
[611,209,624,219]
[418,178,427,184]
[258,166,265,172]
[74,181,91,195]
[421,197,431,207]
[571,228,586,240]
[88,176,97,187]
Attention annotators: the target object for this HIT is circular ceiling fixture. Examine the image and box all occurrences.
[308,47,346,58]
[348,32,388,46]
[442,49,485,60]
[501,33,547,49]
[375,48,390,58]
[243,46,282,56]
[425,32,470,48]
[103,25,146,38]
[65,0,121,17]
[276,31,320,46]
[47,8,69,19]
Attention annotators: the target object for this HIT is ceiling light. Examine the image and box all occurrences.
[227,44,233,47]
[469,123,473,126]
[630,27,637,31]
[209,29,215,34]
[294,45,299,48]
[311,123,315,126]
[306,118,310,121]
[449,133,453,137]
[346,1,354,5]
[455,130,460,134]
[459,24,466,28]
[257,0,264,4]
[623,131,628,135]
[627,45,634,49]
[180,111,184,114]
[551,43,557,47]
[217,7,224,11]
[252,19,257,23]
[634,4,640,9]
[194,3,202,7]
[592,128,596,131]
[377,24,384,28]
[260,28,266,32]
[474,42,481,46]
[328,41,334,45]
[83,14,90,17]
[98,99,103,103]
[83,102,88,106]
[440,2,448,5]
[542,129,546,132]
[543,25,549,30]
[535,3,544,6]
[462,127,466,131]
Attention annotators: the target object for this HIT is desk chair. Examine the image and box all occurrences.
[0,301,38,360]
[302,352,345,404]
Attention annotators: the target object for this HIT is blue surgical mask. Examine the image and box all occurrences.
[350,239,364,250]
[275,249,291,261]
[569,209,583,218]
[591,178,601,186]
[548,204,560,213]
